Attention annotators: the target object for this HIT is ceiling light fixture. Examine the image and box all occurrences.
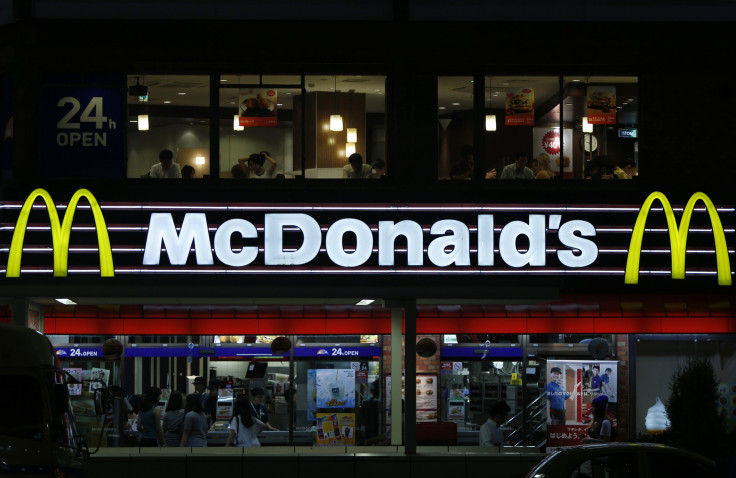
[582,117,593,133]
[56,298,77,305]
[356,299,374,306]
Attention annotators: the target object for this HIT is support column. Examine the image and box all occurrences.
[390,307,403,446]
[388,300,417,453]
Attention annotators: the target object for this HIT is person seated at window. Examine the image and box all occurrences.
[535,153,554,179]
[235,151,278,178]
[614,158,637,179]
[149,149,181,178]
[181,165,195,179]
[371,159,387,178]
[343,153,372,178]
[449,145,496,180]
[500,152,535,179]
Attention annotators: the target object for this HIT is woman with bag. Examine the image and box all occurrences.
[162,391,185,447]
[225,395,264,447]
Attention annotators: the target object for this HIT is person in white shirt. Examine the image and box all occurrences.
[479,400,511,446]
[149,149,181,178]
[225,396,264,447]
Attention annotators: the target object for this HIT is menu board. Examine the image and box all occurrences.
[386,374,438,423]
[316,369,356,409]
[315,413,356,446]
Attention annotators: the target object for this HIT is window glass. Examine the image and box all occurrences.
[126,74,210,178]
[438,76,473,179]
[220,74,386,180]
[563,76,639,179]
[0,375,44,440]
[568,453,638,477]
[646,451,716,478]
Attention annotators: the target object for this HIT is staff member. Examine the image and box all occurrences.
[249,387,279,431]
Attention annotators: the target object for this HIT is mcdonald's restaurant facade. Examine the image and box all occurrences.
[1,5,736,472]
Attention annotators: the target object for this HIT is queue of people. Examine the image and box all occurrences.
[131,379,281,448]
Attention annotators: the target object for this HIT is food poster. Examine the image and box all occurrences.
[532,127,573,177]
[587,86,616,124]
[505,87,535,126]
[315,413,356,446]
[385,374,438,423]
[239,88,278,127]
[717,383,736,432]
[64,367,83,396]
[316,369,356,408]
[545,360,618,452]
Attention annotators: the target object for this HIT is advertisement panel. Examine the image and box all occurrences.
[532,127,573,177]
[505,88,535,126]
[315,412,356,446]
[587,86,616,124]
[239,88,278,127]
[546,360,618,452]
[40,84,124,178]
[316,369,356,409]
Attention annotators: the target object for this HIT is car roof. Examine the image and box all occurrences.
[553,442,715,464]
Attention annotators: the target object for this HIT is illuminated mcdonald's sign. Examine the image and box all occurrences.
[625,191,731,286]
[6,188,114,277]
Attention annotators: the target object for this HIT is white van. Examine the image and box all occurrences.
[0,322,88,477]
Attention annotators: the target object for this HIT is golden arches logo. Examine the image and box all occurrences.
[6,188,114,277]
[625,191,731,286]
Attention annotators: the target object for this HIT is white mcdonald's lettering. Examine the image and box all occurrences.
[141,213,599,268]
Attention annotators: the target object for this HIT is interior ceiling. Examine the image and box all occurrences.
[127,74,638,122]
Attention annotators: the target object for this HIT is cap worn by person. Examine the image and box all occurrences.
[193,376,206,386]
[551,367,562,374]
[251,387,265,397]
[592,395,609,409]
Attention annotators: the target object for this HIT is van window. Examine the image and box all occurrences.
[0,375,44,440]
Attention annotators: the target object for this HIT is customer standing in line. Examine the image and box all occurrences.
[180,393,209,447]
[225,395,264,447]
[137,387,164,447]
[162,391,185,447]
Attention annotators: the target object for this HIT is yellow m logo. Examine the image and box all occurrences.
[6,188,114,277]
[625,191,731,286]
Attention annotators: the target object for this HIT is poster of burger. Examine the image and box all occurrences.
[533,127,573,177]
[505,88,535,126]
[587,86,616,124]
[239,88,278,127]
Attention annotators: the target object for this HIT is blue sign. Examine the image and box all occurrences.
[40,84,125,178]
[440,346,523,358]
[293,346,381,358]
[55,347,102,358]
[618,128,638,138]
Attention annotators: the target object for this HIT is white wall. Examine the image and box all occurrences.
[127,122,210,177]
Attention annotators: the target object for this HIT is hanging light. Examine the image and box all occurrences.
[233,115,244,131]
[485,114,497,132]
[346,127,357,143]
[195,156,206,165]
[345,142,356,156]
[329,75,343,131]
[582,117,593,133]
[330,114,343,132]
[137,114,149,131]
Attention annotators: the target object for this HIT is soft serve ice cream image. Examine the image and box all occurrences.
[645,397,670,434]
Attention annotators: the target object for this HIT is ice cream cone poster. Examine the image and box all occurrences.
[239,88,278,127]
[315,413,356,446]
[505,88,535,126]
[587,86,616,124]
[316,369,356,409]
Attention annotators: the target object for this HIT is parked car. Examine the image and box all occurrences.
[526,442,717,478]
